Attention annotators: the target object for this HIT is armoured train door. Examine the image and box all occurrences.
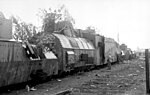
[65,51,75,70]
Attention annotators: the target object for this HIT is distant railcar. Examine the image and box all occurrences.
[79,31,119,65]
[105,37,120,63]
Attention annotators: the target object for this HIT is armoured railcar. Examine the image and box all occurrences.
[0,12,122,88]
[53,33,95,73]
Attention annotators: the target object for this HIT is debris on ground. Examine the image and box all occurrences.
[54,88,72,95]
[95,74,101,77]
[72,59,146,95]
[57,79,62,82]
[26,85,37,92]
[30,87,37,91]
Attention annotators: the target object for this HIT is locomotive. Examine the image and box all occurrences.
[0,13,121,88]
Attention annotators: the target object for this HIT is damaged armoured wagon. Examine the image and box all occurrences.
[52,33,95,73]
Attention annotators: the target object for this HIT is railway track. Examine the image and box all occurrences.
[0,62,109,94]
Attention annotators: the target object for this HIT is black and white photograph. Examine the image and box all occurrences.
[0,0,150,95]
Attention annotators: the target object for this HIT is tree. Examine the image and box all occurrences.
[60,5,75,24]
[38,8,62,33]
[12,16,55,52]
[38,5,75,33]
[27,31,56,55]
[12,16,37,42]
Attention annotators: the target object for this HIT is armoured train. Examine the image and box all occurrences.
[0,13,121,88]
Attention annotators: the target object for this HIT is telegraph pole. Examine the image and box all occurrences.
[145,49,150,93]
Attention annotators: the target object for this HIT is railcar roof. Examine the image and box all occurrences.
[0,39,21,43]
[53,33,95,50]
[105,37,116,43]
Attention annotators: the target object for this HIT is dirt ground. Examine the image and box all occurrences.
[1,58,148,95]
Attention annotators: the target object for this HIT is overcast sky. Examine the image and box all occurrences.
[0,0,150,50]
